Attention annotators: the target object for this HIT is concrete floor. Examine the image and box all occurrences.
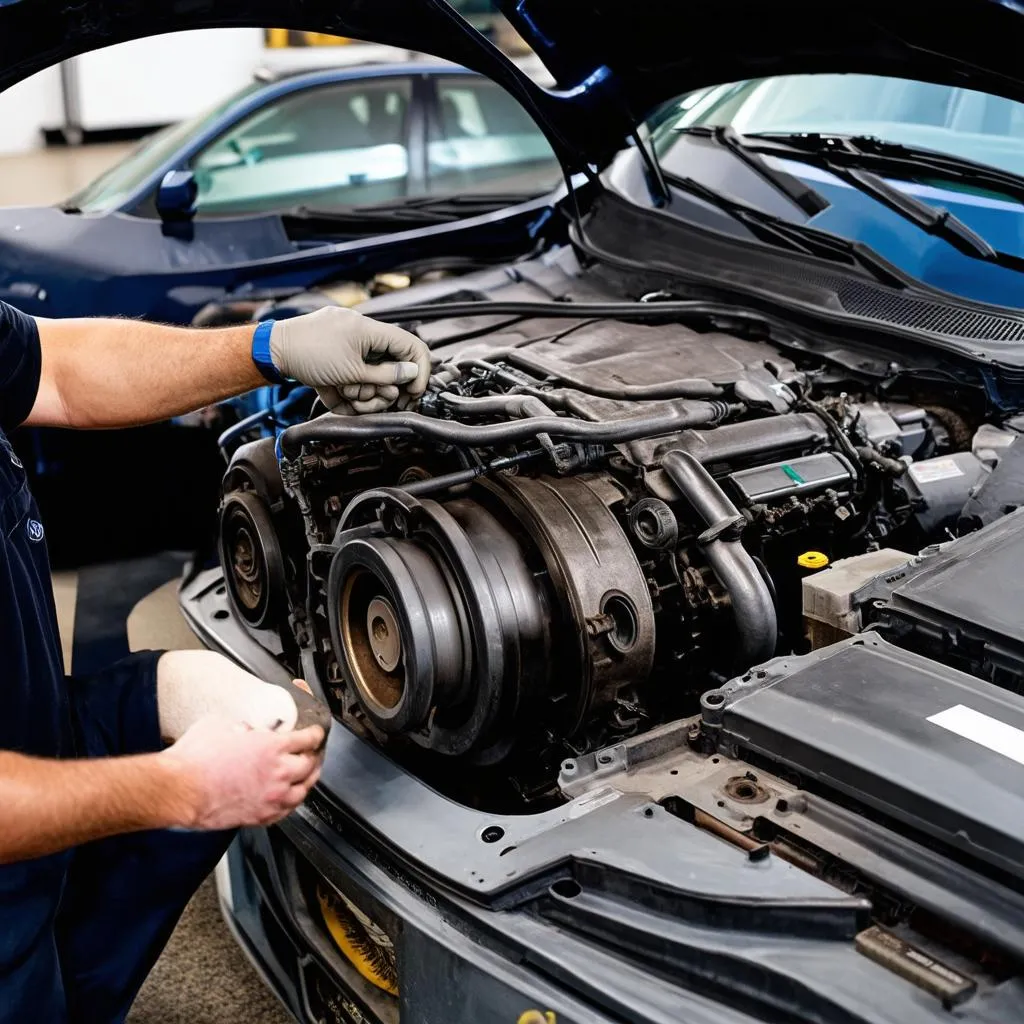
[56,567,291,1024]
[0,142,133,205]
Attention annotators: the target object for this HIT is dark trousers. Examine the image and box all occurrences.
[2,653,235,1024]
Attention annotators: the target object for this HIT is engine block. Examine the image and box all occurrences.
[215,315,999,799]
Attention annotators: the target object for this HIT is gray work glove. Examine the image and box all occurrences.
[269,306,431,414]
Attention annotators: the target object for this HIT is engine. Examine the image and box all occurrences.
[217,315,1005,802]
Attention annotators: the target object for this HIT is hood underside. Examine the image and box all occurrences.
[3,0,1024,170]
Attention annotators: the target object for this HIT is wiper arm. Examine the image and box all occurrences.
[736,132,1015,265]
[289,192,543,227]
[662,170,909,288]
[674,125,829,216]
[838,165,998,261]
[749,131,1024,208]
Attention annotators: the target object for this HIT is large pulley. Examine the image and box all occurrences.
[327,487,549,757]
[219,438,288,629]
[326,474,656,759]
[220,490,286,628]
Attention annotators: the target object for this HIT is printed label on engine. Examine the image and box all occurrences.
[909,458,964,483]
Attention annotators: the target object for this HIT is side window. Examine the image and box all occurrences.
[190,79,411,216]
[427,78,560,195]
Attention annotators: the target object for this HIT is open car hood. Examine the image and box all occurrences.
[4,0,1024,171]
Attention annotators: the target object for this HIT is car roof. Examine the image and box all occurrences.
[252,59,477,86]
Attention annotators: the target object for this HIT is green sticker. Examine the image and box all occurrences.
[782,464,805,485]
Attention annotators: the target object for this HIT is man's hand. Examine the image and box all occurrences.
[30,309,432,430]
[161,716,324,830]
[269,306,431,414]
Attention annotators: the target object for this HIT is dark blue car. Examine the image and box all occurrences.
[0,60,562,322]
[14,1,1024,1023]
[0,60,564,565]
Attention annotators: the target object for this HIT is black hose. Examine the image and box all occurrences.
[437,393,555,419]
[279,401,730,458]
[402,449,545,497]
[800,396,864,478]
[361,298,760,329]
[856,446,908,476]
[661,450,778,668]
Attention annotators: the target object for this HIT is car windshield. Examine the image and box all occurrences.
[646,74,1024,307]
[652,74,1024,177]
[66,81,264,213]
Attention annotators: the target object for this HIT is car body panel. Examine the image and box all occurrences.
[0,63,563,321]
[0,186,559,321]
[183,562,1024,1024]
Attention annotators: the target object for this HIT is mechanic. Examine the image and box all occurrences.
[0,300,431,1024]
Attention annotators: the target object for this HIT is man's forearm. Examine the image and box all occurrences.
[29,317,265,428]
[0,749,193,863]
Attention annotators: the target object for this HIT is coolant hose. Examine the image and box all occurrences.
[661,450,778,668]
[279,401,730,458]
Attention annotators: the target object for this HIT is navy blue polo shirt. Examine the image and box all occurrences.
[0,301,70,759]
[0,303,229,1022]
[0,299,78,1015]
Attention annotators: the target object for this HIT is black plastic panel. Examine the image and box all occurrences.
[882,510,1024,684]
[707,634,1024,879]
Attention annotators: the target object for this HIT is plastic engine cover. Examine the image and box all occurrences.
[879,508,1024,687]
[701,634,1024,880]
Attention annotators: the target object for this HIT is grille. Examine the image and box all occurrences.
[759,260,1024,343]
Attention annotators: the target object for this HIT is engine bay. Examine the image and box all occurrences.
[214,250,1024,810]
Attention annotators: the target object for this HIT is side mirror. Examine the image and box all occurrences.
[156,170,198,222]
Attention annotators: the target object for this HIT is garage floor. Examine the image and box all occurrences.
[57,560,291,1024]
[0,142,133,205]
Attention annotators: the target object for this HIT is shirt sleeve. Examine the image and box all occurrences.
[0,300,41,433]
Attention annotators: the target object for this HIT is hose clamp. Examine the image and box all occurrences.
[697,514,747,546]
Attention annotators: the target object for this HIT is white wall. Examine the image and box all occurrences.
[69,29,265,131]
[0,66,63,155]
[0,28,538,158]
[0,28,265,156]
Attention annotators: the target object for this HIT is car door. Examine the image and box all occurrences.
[188,74,416,216]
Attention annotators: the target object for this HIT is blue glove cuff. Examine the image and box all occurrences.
[251,320,286,384]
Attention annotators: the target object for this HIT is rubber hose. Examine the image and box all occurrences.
[279,401,728,458]
[661,449,778,668]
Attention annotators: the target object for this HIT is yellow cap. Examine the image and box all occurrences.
[797,551,830,570]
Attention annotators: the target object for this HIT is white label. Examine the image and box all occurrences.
[927,704,1024,766]
[910,458,964,484]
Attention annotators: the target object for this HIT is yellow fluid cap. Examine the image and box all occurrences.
[798,551,830,570]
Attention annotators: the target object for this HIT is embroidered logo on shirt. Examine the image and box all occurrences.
[26,520,44,542]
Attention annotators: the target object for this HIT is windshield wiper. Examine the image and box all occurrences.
[674,125,829,216]
[661,169,910,288]
[739,132,1024,269]
[837,164,999,261]
[291,192,542,226]
[748,131,1024,207]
